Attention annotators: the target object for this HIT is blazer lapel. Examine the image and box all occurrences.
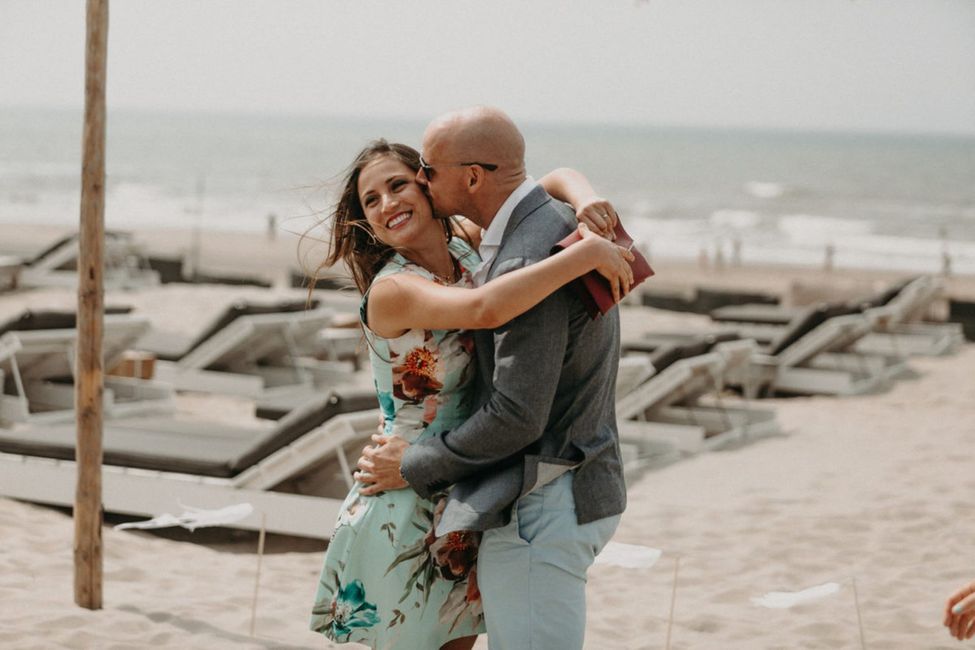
[483,186,551,279]
[501,185,550,245]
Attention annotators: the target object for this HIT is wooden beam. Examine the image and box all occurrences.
[75,0,109,611]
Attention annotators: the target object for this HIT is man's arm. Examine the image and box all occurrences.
[406,278,570,498]
[359,261,571,499]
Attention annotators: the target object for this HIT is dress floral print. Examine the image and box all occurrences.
[311,237,485,649]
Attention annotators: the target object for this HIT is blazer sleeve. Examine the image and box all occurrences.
[400,257,571,499]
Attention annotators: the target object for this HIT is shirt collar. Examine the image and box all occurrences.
[479,176,537,251]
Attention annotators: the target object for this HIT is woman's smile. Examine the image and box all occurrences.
[386,210,413,230]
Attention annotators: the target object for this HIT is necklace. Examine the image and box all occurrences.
[432,256,459,284]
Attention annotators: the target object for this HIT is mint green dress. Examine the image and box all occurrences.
[310,237,486,650]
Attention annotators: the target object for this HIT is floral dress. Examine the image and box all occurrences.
[310,237,486,649]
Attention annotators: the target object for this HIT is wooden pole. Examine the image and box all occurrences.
[74,0,109,611]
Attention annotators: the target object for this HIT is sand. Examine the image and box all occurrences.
[0,225,972,648]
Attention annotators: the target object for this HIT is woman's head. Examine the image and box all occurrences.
[317,139,447,294]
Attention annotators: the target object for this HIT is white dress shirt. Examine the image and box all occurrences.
[471,176,538,287]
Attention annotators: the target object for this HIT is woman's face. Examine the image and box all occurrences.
[357,156,434,249]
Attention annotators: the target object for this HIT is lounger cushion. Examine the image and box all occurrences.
[0,308,132,337]
[0,388,377,478]
[141,299,319,361]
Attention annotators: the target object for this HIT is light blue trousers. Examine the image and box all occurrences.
[477,473,620,650]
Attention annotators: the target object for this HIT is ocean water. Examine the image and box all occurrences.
[2,107,973,274]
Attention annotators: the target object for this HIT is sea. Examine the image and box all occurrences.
[2,107,973,274]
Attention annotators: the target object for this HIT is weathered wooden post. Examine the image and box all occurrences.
[75,0,109,610]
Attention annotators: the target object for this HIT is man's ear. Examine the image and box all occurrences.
[465,166,483,193]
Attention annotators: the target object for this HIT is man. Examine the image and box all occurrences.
[358,106,625,650]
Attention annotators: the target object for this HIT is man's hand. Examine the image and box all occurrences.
[945,580,975,640]
[355,434,409,496]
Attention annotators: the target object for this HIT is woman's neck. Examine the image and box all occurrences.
[402,238,456,283]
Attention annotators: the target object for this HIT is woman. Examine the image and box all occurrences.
[309,140,632,650]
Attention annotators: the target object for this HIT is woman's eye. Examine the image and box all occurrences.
[363,196,377,207]
[392,179,407,191]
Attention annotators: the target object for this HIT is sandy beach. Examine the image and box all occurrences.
[1,225,972,649]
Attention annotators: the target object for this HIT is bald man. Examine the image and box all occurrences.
[362,106,626,649]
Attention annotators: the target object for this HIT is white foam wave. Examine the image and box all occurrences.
[710,209,761,230]
[744,181,785,199]
[778,214,873,246]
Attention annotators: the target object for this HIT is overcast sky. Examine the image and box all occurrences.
[2,0,974,134]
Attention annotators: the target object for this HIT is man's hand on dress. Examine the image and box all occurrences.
[356,434,409,495]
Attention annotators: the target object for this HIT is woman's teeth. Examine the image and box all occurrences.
[386,212,412,229]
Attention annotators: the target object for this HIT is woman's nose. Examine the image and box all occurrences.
[381,193,399,212]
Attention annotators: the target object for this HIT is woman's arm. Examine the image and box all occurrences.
[539,168,619,239]
[366,223,634,338]
[450,217,483,249]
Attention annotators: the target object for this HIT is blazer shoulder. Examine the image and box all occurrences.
[502,193,576,261]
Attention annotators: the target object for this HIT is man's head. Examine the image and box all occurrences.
[418,106,527,228]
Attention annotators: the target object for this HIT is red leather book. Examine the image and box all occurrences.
[551,221,654,319]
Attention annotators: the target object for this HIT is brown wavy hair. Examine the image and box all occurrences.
[308,139,455,297]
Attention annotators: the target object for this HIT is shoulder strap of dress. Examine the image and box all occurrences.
[448,235,480,267]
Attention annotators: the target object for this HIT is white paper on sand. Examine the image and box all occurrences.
[114,503,254,532]
[594,541,663,569]
[751,582,842,609]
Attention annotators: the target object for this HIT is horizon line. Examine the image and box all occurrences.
[2,102,974,140]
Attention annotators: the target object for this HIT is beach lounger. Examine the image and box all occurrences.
[726,307,905,396]
[16,231,159,290]
[0,311,174,425]
[712,276,963,357]
[0,388,379,539]
[0,255,20,291]
[855,276,964,356]
[618,334,781,455]
[144,300,357,412]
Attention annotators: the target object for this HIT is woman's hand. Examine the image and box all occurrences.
[945,580,975,640]
[578,222,635,303]
[575,197,619,240]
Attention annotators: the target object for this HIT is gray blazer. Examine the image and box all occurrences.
[400,185,626,535]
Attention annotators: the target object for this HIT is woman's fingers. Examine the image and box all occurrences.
[953,612,973,640]
[952,611,975,640]
[954,591,975,616]
[577,204,614,238]
[577,210,599,234]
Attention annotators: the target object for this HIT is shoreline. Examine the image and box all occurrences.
[4,221,975,303]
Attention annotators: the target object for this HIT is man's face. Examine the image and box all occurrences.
[417,129,467,220]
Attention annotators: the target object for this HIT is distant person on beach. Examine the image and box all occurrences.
[308,114,630,648]
[349,106,627,650]
[945,579,975,640]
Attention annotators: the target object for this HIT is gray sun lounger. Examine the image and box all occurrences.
[712,276,963,358]
[0,388,379,539]
[618,333,781,457]
[142,300,357,413]
[0,311,174,425]
[16,231,159,290]
[713,300,911,396]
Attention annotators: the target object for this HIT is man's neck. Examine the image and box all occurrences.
[474,177,529,230]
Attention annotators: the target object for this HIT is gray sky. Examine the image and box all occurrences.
[2,0,974,134]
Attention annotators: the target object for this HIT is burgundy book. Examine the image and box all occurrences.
[551,221,654,319]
